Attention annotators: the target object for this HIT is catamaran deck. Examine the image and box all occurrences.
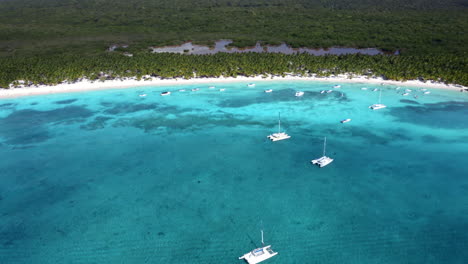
[267,132,291,141]
[311,156,334,167]
[239,245,278,264]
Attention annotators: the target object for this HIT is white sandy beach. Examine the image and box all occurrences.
[0,74,466,99]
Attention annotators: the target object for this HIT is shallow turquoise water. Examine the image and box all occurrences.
[1,80,467,263]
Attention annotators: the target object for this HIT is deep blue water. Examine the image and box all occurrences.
[0,81,467,263]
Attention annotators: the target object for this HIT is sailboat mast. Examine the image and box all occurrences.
[278,112,281,133]
[261,229,264,246]
[323,137,327,156]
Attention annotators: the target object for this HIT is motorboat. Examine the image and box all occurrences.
[333,85,341,88]
[247,83,256,87]
[139,94,147,97]
[361,87,368,90]
[267,113,291,142]
[424,91,431,94]
[160,91,171,96]
[219,88,226,91]
[295,91,304,97]
[402,93,410,96]
[326,90,333,93]
[372,88,379,92]
[340,118,351,123]
[191,88,200,92]
[239,228,278,264]
[311,137,334,168]
[178,89,186,92]
[369,89,386,110]
[264,89,273,93]
[320,90,326,94]
[209,86,216,89]
[405,89,412,92]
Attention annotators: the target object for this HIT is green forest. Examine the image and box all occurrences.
[0,0,466,87]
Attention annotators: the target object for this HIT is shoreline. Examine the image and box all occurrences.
[0,75,466,99]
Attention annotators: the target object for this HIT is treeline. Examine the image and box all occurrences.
[1,52,466,88]
[0,0,466,57]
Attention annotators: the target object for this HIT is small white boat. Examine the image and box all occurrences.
[178,89,186,92]
[402,93,410,96]
[160,91,171,96]
[372,88,379,92]
[424,91,431,94]
[420,88,428,92]
[361,87,368,90]
[264,89,273,93]
[369,89,387,110]
[341,118,351,123]
[320,90,326,94]
[209,86,215,89]
[247,83,256,87]
[295,91,304,97]
[267,113,290,142]
[311,137,333,168]
[326,90,333,93]
[191,88,200,92]
[219,88,226,92]
[405,89,412,92]
[139,94,147,97]
[396,87,401,90]
[333,85,341,88]
[239,229,278,264]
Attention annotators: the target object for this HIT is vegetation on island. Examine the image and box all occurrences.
[0,0,466,87]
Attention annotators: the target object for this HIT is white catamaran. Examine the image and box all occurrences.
[369,89,387,110]
[311,137,334,168]
[267,113,291,141]
[239,229,278,264]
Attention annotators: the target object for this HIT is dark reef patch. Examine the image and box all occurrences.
[80,116,113,130]
[54,99,78,105]
[113,111,271,133]
[216,89,350,108]
[0,106,94,145]
[389,101,468,129]
[0,103,16,108]
[103,102,177,115]
[399,99,420,105]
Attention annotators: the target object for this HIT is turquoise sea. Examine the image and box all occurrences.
[1,80,467,263]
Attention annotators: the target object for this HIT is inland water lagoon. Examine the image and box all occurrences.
[0,80,467,263]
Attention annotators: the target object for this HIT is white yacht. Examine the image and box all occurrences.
[178,89,186,92]
[139,94,147,97]
[248,83,256,87]
[372,88,379,92]
[209,86,216,89]
[320,90,326,94]
[219,88,226,92]
[340,118,351,123]
[239,229,278,264]
[311,137,334,168]
[333,85,341,88]
[267,113,291,141]
[160,91,171,96]
[361,87,368,90]
[402,92,410,96]
[326,90,333,93]
[369,89,386,110]
[264,89,273,93]
[191,88,200,92]
[424,91,431,94]
[295,91,304,97]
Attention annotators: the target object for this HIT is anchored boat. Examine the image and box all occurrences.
[239,228,278,264]
[311,137,334,168]
[267,113,291,141]
[369,89,387,110]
